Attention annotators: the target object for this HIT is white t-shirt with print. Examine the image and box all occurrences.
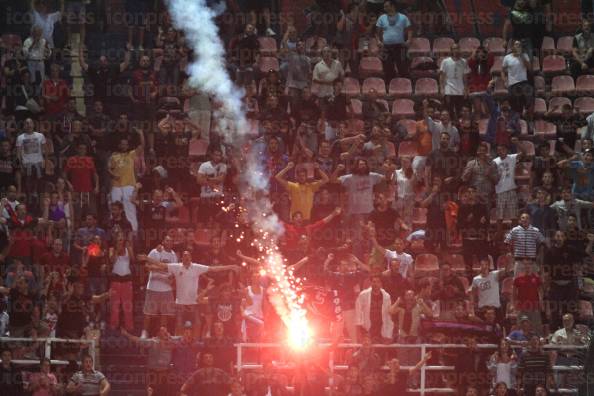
[472,270,503,308]
[493,153,518,194]
[167,263,209,305]
[198,161,227,198]
[16,132,46,165]
[384,249,414,278]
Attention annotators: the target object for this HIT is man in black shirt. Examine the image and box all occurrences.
[232,24,260,86]
[457,186,490,279]
[0,140,19,192]
[427,132,463,194]
[104,201,133,242]
[0,275,36,337]
[0,349,24,396]
[369,191,407,247]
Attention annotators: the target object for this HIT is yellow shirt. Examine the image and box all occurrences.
[287,181,322,220]
[109,150,137,187]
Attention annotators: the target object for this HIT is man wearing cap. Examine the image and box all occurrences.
[139,251,240,337]
[507,315,535,357]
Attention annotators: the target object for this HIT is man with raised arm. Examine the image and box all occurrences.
[138,250,240,337]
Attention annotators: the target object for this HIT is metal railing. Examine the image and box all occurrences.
[234,342,587,395]
[0,337,96,368]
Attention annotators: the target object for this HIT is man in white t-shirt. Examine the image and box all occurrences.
[371,234,414,279]
[375,0,412,83]
[15,118,46,195]
[197,147,227,223]
[502,40,534,132]
[439,43,470,119]
[141,250,239,336]
[470,257,512,319]
[493,142,525,234]
[141,235,178,339]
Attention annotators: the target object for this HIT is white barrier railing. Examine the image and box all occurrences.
[234,342,587,395]
[0,337,96,368]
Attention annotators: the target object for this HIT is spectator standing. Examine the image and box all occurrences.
[513,262,543,334]
[275,161,329,221]
[467,47,494,117]
[471,257,511,319]
[22,26,50,84]
[462,143,500,208]
[487,340,518,390]
[571,19,594,78]
[355,275,394,343]
[63,143,99,217]
[458,186,490,277]
[42,64,70,117]
[516,336,555,396]
[493,143,524,235]
[426,131,463,194]
[0,349,24,395]
[285,40,311,106]
[557,150,594,202]
[66,354,110,396]
[108,233,134,332]
[0,275,37,337]
[501,40,534,131]
[375,0,412,83]
[197,147,227,224]
[550,186,593,231]
[525,188,558,240]
[16,118,46,196]
[432,262,466,319]
[129,55,159,122]
[368,191,408,248]
[231,24,260,86]
[504,212,546,275]
[312,47,344,99]
[439,43,470,119]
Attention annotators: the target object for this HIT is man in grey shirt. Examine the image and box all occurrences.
[66,354,110,396]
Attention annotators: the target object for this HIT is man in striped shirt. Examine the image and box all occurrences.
[66,354,110,396]
[504,212,546,276]
[517,335,556,395]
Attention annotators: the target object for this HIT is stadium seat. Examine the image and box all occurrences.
[398,141,418,157]
[534,97,547,117]
[358,37,380,56]
[415,253,439,274]
[534,75,546,96]
[407,37,431,57]
[409,56,439,78]
[556,36,574,56]
[493,77,507,97]
[490,56,503,75]
[574,96,594,114]
[459,37,481,56]
[358,56,384,78]
[189,138,209,157]
[362,77,387,95]
[258,37,277,55]
[542,55,566,75]
[432,37,455,57]
[541,36,555,55]
[392,99,415,119]
[343,77,361,97]
[484,37,506,56]
[349,98,362,117]
[396,118,417,136]
[413,78,439,98]
[388,78,413,97]
[258,56,279,73]
[576,74,594,95]
[547,96,572,115]
[534,120,556,138]
[551,75,575,96]
[444,253,466,273]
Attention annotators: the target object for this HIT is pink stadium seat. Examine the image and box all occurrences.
[362,77,387,95]
[388,78,413,97]
[377,99,389,112]
[349,98,362,117]
[258,37,277,55]
[556,36,574,56]
[574,96,594,114]
[483,37,505,56]
[407,37,431,57]
[415,253,439,274]
[258,56,279,73]
[542,55,566,75]
[493,77,507,97]
[534,75,545,96]
[459,37,481,56]
[359,56,384,78]
[534,120,556,138]
[189,138,209,157]
[343,77,361,97]
[576,74,594,95]
[409,56,439,78]
[392,99,415,119]
[490,56,503,75]
[396,118,417,137]
[358,37,380,55]
[414,78,439,97]
[551,75,575,96]
[547,96,572,115]
[444,253,465,273]
[534,97,547,117]
[432,37,455,57]
[398,141,418,157]
[541,36,555,55]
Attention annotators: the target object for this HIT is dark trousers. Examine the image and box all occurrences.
[462,238,487,279]
[549,282,577,330]
[444,95,466,120]
[382,44,409,82]
[508,81,534,117]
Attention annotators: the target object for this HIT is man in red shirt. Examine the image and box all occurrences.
[42,64,70,116]
[7,203,38,265]
[64,143,99,215]
[513,261,543,335]
[40,238,71,277]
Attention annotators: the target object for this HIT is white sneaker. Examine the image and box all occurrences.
[266,28,276,36]
[140,330,148,339]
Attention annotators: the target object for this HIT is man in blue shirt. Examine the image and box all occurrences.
[375,0,413,83]
[558,148,594,200]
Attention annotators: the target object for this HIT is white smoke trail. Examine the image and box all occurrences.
[166,0,310,346]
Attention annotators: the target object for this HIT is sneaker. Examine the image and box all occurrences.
[266,28,276,36]
[140,329,148,339]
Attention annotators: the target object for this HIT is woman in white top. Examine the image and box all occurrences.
[108,232,134,331]
[487,339,517,389]
[392,156,417,228]
[242,271,264,341]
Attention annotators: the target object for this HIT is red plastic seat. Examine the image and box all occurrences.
[542,55,566,75]
[414,78,439,97]
[490,56,503,75]
[496,254,513,270]
[392,99,415,119]
[459,37,481,56]
[493,77,507,97]
[358,37,380,55]
[415,253,439,274]
[361,77,387,95]
[574,96,594,114]
[432,37,455,57]
[534,97,547,117]
[349,98,362,117]
[551,75,575,96]
[443,253,466,273]
[189,138,209,157]
[534,75,546,96]
[407,37,431,57]
[576,74,594,95]
[398,141,418,157]
[343,77,361,97]
[388,78,413,97]
[534,120,557,138]
[396,119,417,136]
[541,36,555,55]
[483,37,505,56]
[258,37,277,55]
[358,56,384,78]
[547,96,572,116]
[556,36,574,56]
[258,56,279,73]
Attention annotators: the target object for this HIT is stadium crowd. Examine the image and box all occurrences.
[0,0,594,395]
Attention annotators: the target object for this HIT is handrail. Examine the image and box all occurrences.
[0,337,96,368]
